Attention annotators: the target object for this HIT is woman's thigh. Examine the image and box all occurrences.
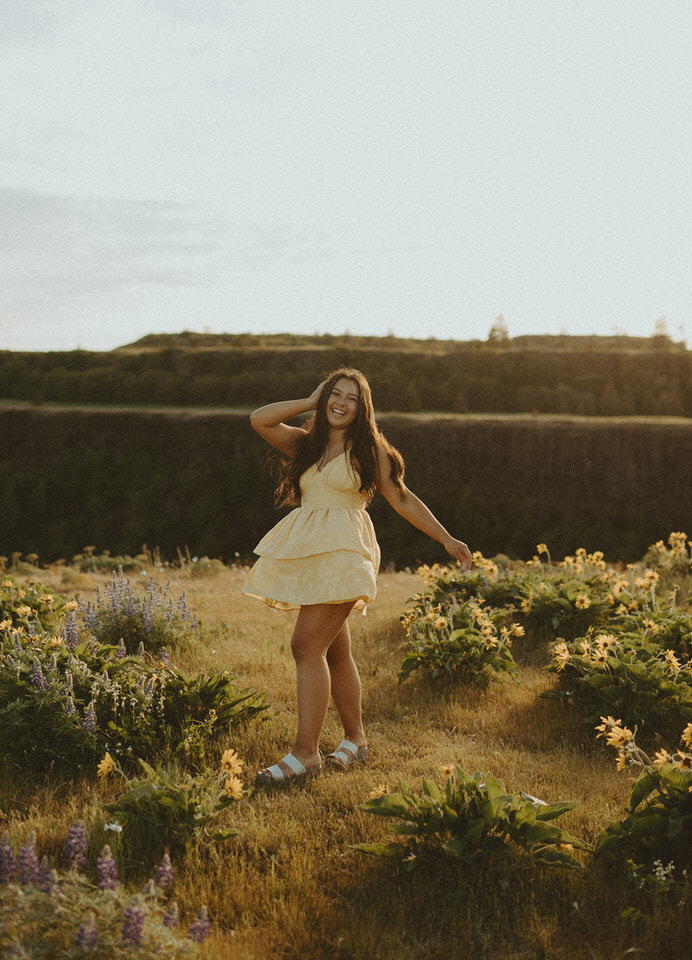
[291,602,356,658]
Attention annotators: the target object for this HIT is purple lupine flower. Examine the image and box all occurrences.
[121,894,145,946]
[96,845,118,890]
[142,603,154,634]
[155,851,174,889]
[65,695,77,717]
[187,905,212,943]
[47,652,58,672]
[40,856,59,895]
[18,832,40,884]
[66,820,88,870]
[0,832,16,883]
[143,676,155,697]
[163,901,179,928]
[136,641,145,658]
[64,611,79,650]
[64,670,73,692]
[141,879,156,897]
[115,638,127,658]
[31,657,49,692]
[159,646,170,665]
[13,633,22,655]
[83,701,96,732]
[76,916,98,953]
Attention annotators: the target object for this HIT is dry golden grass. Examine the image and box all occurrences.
[2,564,688,960]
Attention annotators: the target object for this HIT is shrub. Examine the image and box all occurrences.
[355,767,586,869]
[78,569,199,655]
[0,828,210,956]
[0,620,267,772]
[103,750,246,859]
[399,595,518,686]
[594,717,692,866]
[543,633,692,739]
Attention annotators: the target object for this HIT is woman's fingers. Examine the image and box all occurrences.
[446,538,473,570]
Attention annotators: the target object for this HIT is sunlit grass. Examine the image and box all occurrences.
[2,562,690,959]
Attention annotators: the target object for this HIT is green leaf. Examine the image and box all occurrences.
[535,801,577,822]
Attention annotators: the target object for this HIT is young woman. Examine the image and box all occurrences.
[243,367,472,785]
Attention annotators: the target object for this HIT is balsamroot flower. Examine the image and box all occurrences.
[224,775,244,800]
[97,752,114,778]
[681,723,692,750]
[220,749,244,776]
[188,905,212,943]
[575,594,591,610]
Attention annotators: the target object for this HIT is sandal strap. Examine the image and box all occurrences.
[331,739,358,762]
[281,752,307,775]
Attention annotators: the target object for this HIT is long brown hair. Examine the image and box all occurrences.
[275,367,405,507]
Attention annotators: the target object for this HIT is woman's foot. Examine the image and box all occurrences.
[324,739,368,768]
[255,752,322,787]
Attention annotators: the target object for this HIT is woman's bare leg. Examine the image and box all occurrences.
[326,620,366,749]
[259,601,355,778]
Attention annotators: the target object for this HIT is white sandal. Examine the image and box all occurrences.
[255,752,322,786]
[325,739,368,768]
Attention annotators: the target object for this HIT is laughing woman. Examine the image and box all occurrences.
[243,367,472,785]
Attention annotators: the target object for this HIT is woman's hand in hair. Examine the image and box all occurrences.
[306,380,329,410]
[443,536,473,571]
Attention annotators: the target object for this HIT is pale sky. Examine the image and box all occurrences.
[1,0,690,351]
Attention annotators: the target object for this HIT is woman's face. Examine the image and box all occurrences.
[325,377,360,430]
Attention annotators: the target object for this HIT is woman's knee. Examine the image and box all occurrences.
[291,631,324,663]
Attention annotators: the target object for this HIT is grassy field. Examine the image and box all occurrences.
[1,561,689,959]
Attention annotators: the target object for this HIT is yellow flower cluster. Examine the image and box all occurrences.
[221,748,245,800]
[561,548,606,573]
[470,552,499,578]
[595,716,634,770]
[552,640,571,671]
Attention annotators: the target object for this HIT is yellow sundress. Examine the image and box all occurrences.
[243,450,380,611]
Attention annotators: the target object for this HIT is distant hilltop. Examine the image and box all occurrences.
[115,329,688,354]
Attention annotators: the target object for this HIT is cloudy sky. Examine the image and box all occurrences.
[1,0,690,351]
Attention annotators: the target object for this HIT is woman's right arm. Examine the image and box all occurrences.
[249,381,327,457]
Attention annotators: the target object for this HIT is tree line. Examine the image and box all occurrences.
[1,334,690,416]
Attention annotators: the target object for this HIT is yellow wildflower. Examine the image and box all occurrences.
[438,764,455,777]
[64,600,79,611]
[553,641,571,671]
[224,775,244,800]
[664,650,681,671]
[674,752,692,770]
[434,617,447,631]
[594,650,608,666]
[220,749,244,776]
[606,592,615,605]
[520,597,532,613]
[536,543,548,555]
[653,748,672,767]
[2,578,13,588]
[16,605,32,617]
[369,783,389,798]
[50,636,63,646]
[680,723,692,749]
[39,595,54,604]
[97,752,114,778]
[595,716,622,737]
[575,595,591,610]
[510,624,525,637]
[615,749,627,772]
[616,604,629,616]
[0,619,12,631]
[642,619,658,633]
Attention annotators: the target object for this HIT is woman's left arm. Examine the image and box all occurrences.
[375,446,473,570]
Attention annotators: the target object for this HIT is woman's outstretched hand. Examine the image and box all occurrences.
[444,536,473,571]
